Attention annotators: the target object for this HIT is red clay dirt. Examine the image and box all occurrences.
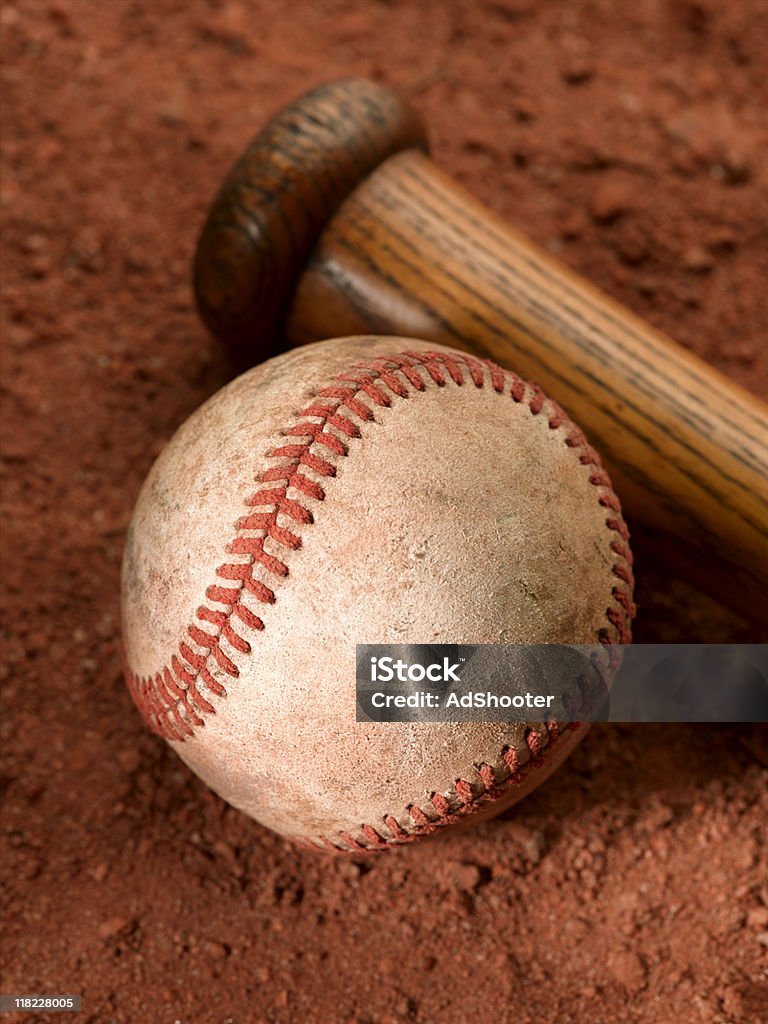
[1,2,767,1023]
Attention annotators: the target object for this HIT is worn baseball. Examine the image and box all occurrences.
[121,337,634,852]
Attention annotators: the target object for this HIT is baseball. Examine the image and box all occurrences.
[121,337,634,852]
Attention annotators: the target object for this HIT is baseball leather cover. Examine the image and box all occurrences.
[121,336,634,851]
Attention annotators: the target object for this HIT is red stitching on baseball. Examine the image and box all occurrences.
[455,779,474,803]
[430,792,451,816]
[124,349,634,849]
[303,724,582,855]
[383,815,408,840]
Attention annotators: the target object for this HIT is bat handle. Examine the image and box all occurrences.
[194,77,426,362]
[194,79,768,629]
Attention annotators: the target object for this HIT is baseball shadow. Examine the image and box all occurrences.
[492,721,766,839]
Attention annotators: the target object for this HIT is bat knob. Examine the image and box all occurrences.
[193,77,427,362]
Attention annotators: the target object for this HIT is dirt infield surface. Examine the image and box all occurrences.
[1,2,766,1022]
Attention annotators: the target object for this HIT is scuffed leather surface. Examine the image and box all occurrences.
[122,336,627,846]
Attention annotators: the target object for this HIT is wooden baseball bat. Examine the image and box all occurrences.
[194,78,768,630]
